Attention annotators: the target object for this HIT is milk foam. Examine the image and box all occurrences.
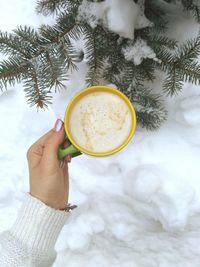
[69,91,133,153]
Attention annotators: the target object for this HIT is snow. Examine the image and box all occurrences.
[0,1,200,267]
[104,0,152,39]
[77,0,107,29]
[122,38,159,65]
[77,0,152,39]
[0,0,54,32]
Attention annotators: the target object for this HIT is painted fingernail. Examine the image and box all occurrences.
[54,119,63,132]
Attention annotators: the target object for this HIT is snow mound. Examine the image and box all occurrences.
[122,38,159,65]
[77,0,152,39]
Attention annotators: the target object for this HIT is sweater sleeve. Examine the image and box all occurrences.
[0,193,70,267]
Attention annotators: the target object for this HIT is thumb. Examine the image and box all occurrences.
[42,119,65,162]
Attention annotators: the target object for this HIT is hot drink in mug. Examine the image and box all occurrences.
[58,86,136,158]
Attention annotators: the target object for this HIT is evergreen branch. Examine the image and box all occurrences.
[13,26,39,48]
[106,59,154,91]
[0,12,82,107]
[145,0,167,32]
[147,34,177,50]
[3,15,81,85]
[136,108,167,130]
[153,46,176,67]
[40,50,68,91]
[128,84,164,109]
[158,58,187,95]
[89,31,98,85]
[0,58,29,90]
[132,85,167,130]
[182,0,200,22]
[105,64,135,90]
[0,32,31,58]
[58,38,78,71]
[39,12,84,45]
[94,27,122,84]
[157,35,200,95]
[39,18,76,44]
[36,0,82,15]
[178,61,200,84]
[84,26,104,86]
[160,59,200,95]
[36,0,66,15]
[175,35,200,62]
[136,59,156,82]
[56,11,84,40]
[163,69,183,96]
[23,66,52,108]
[1,27,46,60]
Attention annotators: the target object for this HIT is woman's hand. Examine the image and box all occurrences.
[27,119,72,210]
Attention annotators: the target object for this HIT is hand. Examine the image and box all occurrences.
[27,119,72,210]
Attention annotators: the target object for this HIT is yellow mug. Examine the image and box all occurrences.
[58,86,137,158]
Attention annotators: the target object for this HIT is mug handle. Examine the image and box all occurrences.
[58,135,82,159]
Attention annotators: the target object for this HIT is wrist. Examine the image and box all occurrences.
[29,192,68,210]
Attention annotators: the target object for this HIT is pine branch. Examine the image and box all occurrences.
[13,26,39,48]
[24,66,52,108]
[99,31,124,83]
[136,108,167,130]
[36,0,66,15]
[175,35,200,62]
[84,26,106,86]
[58,38,78,70]
[157,34,200,95]
[0,58,30,90]
[38,49,68,91]
[163,70,183,96]
[145,0,168,32]
[128,84,164,110]
[136,59,156,82]
[0,15,82,107]
[36,0,82,15]
[130,85,167,131]
[106,57,156,97]
[182,0,200,22]
[39,11,83,44]
[0,32,31,59]
[178,61,200,84]
[147,34,178,50]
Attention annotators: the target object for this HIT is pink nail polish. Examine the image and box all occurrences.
[54,119,63,132]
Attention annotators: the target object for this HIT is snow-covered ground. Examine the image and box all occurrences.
[0,1,200,266]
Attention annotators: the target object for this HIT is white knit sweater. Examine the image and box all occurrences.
[0,193,70,267]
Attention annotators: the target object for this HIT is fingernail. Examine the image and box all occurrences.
[65,155,72,163]
[54,119,63,132]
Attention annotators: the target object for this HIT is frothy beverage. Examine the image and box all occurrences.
[68,91,133,153]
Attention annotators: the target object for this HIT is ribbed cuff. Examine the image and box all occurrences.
[10,193,69,252]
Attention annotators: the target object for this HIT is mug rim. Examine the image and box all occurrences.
[64,85,137,157]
